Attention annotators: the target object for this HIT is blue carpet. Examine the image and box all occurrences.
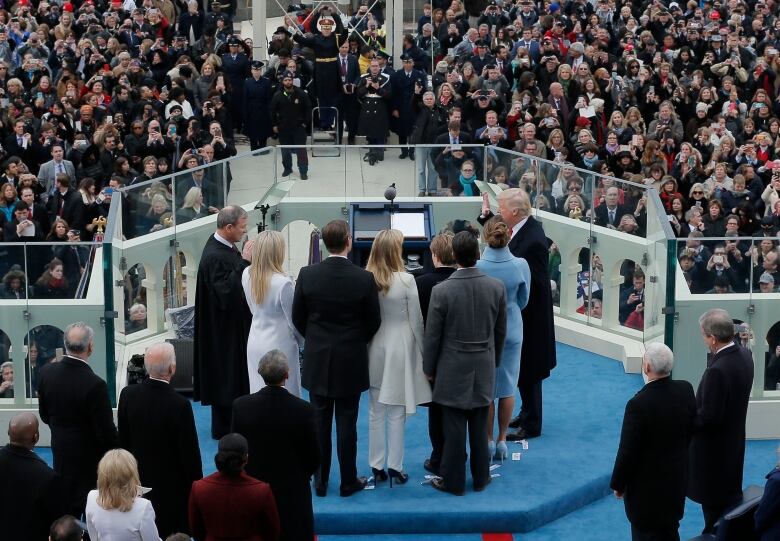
[34,343,775,537]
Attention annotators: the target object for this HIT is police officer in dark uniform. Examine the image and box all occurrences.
[376,49,395,78]
[292,7,344,131]
[243,60,274,150]
[357,58,392,165]
[221,35,250,133]
[390,53,427,160]
[270,71,312,179]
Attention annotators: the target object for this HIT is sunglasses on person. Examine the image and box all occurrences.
[692,190,704,195]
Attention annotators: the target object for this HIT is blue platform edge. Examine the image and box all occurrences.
[33,343,779,538]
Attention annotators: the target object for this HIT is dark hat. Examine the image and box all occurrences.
[476,39,488,47]
[400,53,413,61]
[274,26,291,36]
[250,60,264,69]
[376,49,391,59]
[227,35,241,45]
[761,215,776,226]
[281,70,294,79]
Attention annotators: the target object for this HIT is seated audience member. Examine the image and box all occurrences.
[619,270,645,326]
[189,434,280,541]
[0,362,13,398]
[50,515,85,541]
[755,447,780,541]
[34,259,69,299]
[125,304,148,334]
[0,413,65,540]
[86,449,161,540]
[594,187,630,229]
[706,276,734,295]
[0,268,28,299]
[758,273,778,294]
[703,244,740,293]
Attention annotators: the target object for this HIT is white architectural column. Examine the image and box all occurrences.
[252,0,268,61]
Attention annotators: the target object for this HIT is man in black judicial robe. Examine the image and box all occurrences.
[37,322,118,515]
[478,188,556,440]
[232,350,320,541]
[0,413,65,541]
[688,308,754,535]
[292,219,381,497]
[118,343,202,537]
[194,205,251,439]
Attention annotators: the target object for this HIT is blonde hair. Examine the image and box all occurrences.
[182,187,202,209]
[366,229,405,294]
[498,188,532,218]
[96,449,140,513]
[249,230,286,304]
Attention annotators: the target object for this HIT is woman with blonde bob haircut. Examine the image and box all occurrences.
[241,231,303,395]
[86,449,161,540]
[365,229,431,485]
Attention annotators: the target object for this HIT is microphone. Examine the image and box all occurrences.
[384,182,397,215]
[384,182,397,202]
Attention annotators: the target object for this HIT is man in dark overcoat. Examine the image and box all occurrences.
[357,58,392,164]
[232,350,320,541]
[390,54,427,159]
[118,343,202,537]
[688,308,754,534]
[242,60,274,150]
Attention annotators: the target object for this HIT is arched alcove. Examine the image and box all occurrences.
[765,321,780,391]
[615,259,642,330]
[25,325,64,398]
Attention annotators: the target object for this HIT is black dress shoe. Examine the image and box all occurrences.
[424,459,441,476]
[372,468,388,482]
[474,477,492,492]
[399,150,408,159]
[508,415,523,429]
[408,149,415,160]
[340,477,368,497]
[506,427,541,441]
[430,477,465,496]
[314,482,327,497]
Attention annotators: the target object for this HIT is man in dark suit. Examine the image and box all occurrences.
[390,54,427,159]
[689,308,754,534]
[194,206,251,439]
[232,350,320,541]
[423,231,507,495]
[118,343,203,537]
[292,219,381,497]
[37,322,118,514]
[47,174,82,231]
[0,412,65,541]
[415,232,457,476]
[336,40,361,145]
[20,186,50,236]
[478,188,556,439]
[594,186,632,228]
[610,343,696,541]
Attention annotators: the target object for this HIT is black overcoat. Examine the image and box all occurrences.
[232,386,320,541]
[242,75,273,141]
[688,343,754,506]
[118,378,203,537]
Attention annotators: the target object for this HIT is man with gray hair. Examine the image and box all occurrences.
[610,343,696,540]
[232,350,320,541]
[689,308,754,534]
[194,205,252,439]
[37,322,118,515]
[118,342,202,537]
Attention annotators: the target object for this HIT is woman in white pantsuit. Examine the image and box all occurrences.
[241,230,303,396]
[366,229,432,485]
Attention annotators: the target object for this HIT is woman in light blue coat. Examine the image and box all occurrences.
[476,216,531,461]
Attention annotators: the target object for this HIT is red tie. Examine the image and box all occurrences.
[58,197,65,217]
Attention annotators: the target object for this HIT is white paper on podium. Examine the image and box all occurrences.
[391,212,426,238]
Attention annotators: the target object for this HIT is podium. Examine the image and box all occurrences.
[349,202,435,272]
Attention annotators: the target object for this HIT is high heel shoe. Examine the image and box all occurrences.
[371,468,388,482]
[488,440,496,461]
[495,441,508,462]
[388,468,409,488]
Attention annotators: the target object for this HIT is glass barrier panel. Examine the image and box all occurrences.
[643,188,675,343]
[346,145,416,199]
[121,179,174,239]
[0,257,26,406]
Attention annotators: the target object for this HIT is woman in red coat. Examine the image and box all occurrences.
[189,434,280,541]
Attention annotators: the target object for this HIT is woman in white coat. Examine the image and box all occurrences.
[366,229,432,485]
[85,449,161,541]
[241,230,304,396]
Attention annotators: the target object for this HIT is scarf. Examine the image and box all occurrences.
[459,174,477,196]
[50,278,65,289]
[605,143,620,154]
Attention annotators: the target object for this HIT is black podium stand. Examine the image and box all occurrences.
[349,202,435,272]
